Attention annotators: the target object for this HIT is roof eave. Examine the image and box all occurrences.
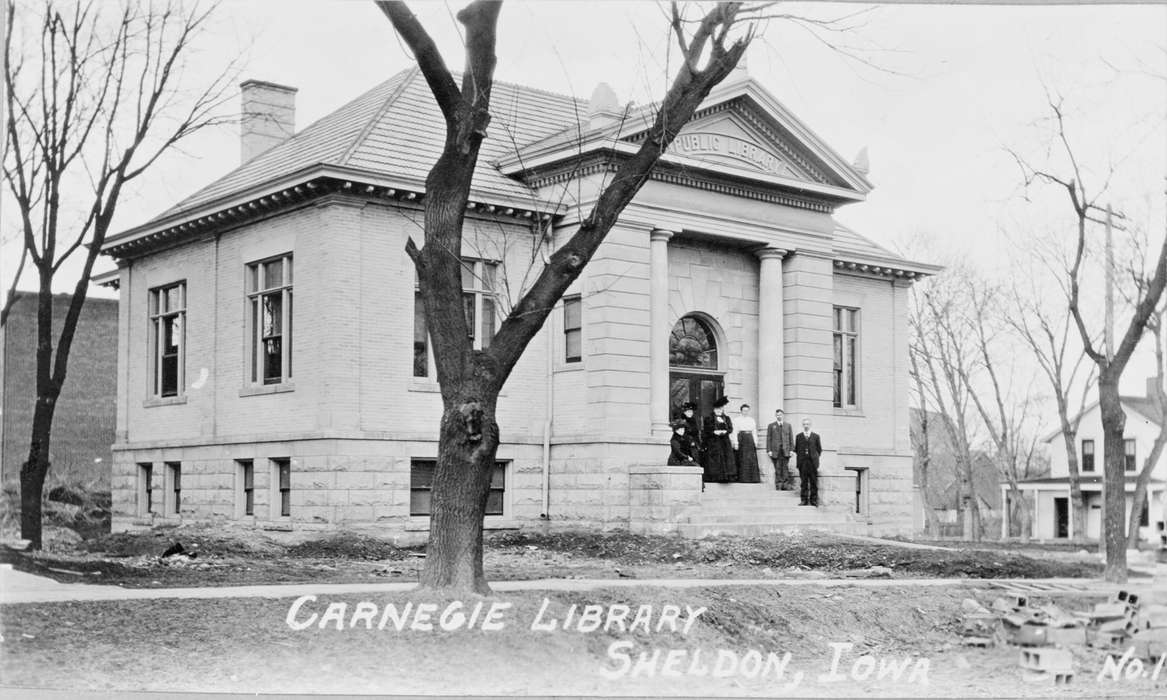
[505,139,868,204]
[103,163,565,257]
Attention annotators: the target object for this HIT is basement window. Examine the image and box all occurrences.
[138,463,153,515]
[236,459,254,517]
[845,466,868,515]
[165,462,181,515]
[271,458,291,518]
[410,459,506,517]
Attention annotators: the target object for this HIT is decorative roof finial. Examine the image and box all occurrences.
[587,83,619,117]
[853,146,870,176]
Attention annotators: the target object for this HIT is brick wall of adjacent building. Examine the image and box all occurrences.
[1,291,117,488]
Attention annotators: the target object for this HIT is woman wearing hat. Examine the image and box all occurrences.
[667,420,699,466]
[680,401,703,457]
[702,396,737,482]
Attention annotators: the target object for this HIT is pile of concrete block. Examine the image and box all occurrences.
[1078,591,1167,662]
[1075,590,1142,648]
[1018,647,1075,685]
[958,590,1166,684]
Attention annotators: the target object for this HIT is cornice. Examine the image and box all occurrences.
[832,258,936,281]
[526,153,838,214]
[103,172,556,260]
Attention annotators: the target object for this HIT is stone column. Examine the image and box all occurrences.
[650,228,674,435]
[756,246,786,416]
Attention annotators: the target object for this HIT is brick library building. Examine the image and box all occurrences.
[100,66,938,541]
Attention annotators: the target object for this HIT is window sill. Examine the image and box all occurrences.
[405,517,518,532]
[409,379,441,393]
[143,395,187,408]
[261,519,293,531]
[834,407,865,418]
[239,382,295,397]
[409,380,508,397]
[554,363,585,374]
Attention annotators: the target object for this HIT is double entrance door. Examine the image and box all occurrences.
[669,371,725,421]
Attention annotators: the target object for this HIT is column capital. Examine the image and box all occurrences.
[754,245,787,260]
[650,228,676,243]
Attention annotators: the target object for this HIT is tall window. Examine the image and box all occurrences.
[411,459,506,516]
[564,295,582,363]
[1081,439,1095,473]
[149,282,186,397]
[247,255,293,385]
[833,307,859,408]
[413,258,498,377]
[236,459,255,517]
[1124,439,1137,472]
[138,463,153,515]
[165,462,181,515]
[272,458,291,518]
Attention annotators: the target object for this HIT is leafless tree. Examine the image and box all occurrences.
[376,0,853,592]
[3,0,238,548]
[961,280,1042,540]
[1005,241,1099,542]
[1012,96,1167,582]
[908,349,944,536]
[908,266,985,540]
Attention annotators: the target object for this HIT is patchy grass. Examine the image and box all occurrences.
[486,530,1105,579]
[2,585,1161,696]
[0,526,1105,590]
[284,532,412,560]
[1,478,111,542]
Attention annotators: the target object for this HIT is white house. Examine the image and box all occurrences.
[1006,378,1166,545]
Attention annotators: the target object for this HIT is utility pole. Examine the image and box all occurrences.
[1090,203,1125,554]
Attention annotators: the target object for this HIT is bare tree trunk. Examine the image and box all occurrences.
[20,272,62,549]
[20,403,56,549]
[421,390,500,592]
[911,405,943,536]
[1057,410,1089,542]
[1098,371,1128,582]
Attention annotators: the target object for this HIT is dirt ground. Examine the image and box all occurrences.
[2,584,1164,696]
[0,527,1108,589]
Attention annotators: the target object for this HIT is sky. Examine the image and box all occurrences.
[2,0,1165,394]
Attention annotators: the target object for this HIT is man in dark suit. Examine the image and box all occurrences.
[794,418,822,506]
[766,409,795,491]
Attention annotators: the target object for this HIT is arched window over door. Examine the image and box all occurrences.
[669,314,723,420]
[669,315,718,369]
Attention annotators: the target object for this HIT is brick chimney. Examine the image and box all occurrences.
[239,80,297,163]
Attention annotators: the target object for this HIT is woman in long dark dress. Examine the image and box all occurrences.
[734,403,761,483]
[667,420,699,466]
[680,401,702,461]
[702,396,737,482]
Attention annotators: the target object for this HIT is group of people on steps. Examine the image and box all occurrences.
[668,401,823,507]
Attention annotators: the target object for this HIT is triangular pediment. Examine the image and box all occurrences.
[653,102,834,186]
[496,76,871,202]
